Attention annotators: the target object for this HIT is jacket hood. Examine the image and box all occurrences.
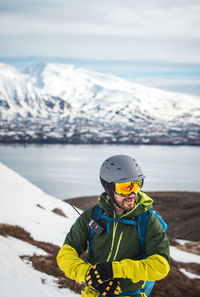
[98,191,153,218]
[136,191,153,207]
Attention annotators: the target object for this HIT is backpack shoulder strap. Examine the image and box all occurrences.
[136,209,167,296]
[149,210,168,231]
[137,209,168,259]
[137,211,149,259]
[86,205,104,262]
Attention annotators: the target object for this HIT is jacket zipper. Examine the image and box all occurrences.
[106,212,124,262]
[107,212,117,261]
[110,205,140,260]
[104,197,138,262]
[113,231,123,260]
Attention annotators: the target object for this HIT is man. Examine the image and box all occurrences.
[57,155,170,297]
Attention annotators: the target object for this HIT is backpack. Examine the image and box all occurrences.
[86,205,167,297]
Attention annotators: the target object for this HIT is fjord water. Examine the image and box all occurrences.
[0,144,199,200]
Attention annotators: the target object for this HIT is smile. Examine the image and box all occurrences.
[124,198,134,202]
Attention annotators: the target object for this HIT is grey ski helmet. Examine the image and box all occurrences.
[99,155,145,195]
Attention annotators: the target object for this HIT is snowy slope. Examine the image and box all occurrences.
[0,162,83,297]
[0,162,200,297]
[0,236,79,297]
[0,162,79,245]
[0,63,200,144]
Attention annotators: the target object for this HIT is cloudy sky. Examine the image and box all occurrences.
[0,0,200,93]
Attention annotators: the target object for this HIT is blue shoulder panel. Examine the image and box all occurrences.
[149,210,168,231]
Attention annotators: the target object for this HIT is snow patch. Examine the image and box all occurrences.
[170,246,200,264]
[179,268,200,279]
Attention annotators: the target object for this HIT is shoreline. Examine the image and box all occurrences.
[1,141,200,146]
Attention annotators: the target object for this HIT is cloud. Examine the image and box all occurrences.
[107,4,200,38]
[1,1,200,38]
[0,0,200,63]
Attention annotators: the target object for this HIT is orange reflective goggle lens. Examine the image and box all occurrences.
[115,181,142,196]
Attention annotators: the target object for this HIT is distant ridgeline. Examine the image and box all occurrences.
[0,63,200,145]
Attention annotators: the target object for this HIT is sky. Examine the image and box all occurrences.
[0,0,200,94]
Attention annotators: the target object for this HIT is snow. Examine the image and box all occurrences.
[0,162,78,245]
[0,62,200,145]
[0,162,199,297]
[170,246,200,264]
[0,236,79,297]
[0,161,80,297]
[175,239,191,246]
[180,268,200,280]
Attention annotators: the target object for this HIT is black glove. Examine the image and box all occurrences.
[85,262,113,287]
[96,279,121,297]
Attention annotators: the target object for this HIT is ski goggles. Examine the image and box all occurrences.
[115,180,142,197]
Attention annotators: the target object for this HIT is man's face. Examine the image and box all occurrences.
[113,192,137,211]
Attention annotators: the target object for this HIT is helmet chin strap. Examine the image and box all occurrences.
[110,191,138,211]
[114,199,125,210]
[110,192,125,210]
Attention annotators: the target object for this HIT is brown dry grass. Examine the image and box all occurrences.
[0,223,58,254]
[171,239,200,256]
[21,253,85,294]
[0,223,84,294]
[151,260,200,297]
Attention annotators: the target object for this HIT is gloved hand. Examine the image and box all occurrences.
[96,279,121,297]
[85,262,113,287]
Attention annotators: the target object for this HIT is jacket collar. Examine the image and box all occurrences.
[98,191,153,218]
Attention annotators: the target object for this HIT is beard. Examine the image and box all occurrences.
[117,197,136,210]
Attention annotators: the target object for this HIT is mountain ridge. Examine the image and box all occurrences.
[0,62,200,144]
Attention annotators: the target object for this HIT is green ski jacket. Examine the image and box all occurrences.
[57,191,170,296]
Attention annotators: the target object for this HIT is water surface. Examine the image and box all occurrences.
[0,144,199,199]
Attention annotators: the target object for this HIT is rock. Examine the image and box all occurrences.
[52,208,67,218]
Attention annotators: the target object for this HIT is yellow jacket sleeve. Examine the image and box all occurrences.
[57,244,90,282]
[112,254,170,283]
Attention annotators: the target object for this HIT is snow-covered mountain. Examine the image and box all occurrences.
[0,63,200,144]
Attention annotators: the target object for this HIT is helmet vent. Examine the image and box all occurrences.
[119,177,127,181]
[100,155,145,185]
